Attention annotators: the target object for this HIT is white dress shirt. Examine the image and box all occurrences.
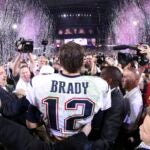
[15,78,33,103]
[137,142,150,149]
[124,86,143,125]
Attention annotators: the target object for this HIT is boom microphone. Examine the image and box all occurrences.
[113,45,140,51]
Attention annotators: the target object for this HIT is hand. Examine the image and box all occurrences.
[13,89,25,98]
[81,123,91,136]
[105,56,115,66]
[91,55,97,64]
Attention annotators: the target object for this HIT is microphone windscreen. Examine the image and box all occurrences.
[113,45,140,51]
[113,45,130,50]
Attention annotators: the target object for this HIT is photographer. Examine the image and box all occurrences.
[138,44,150,61]
[11,38,36,89]
[12,52,35,78]
[81,54,100,76]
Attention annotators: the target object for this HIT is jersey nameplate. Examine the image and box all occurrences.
[50,80,89,94]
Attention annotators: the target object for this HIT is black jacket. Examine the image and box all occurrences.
[0,87,29,116]
[89,88,127,150]
[0,116,90,150]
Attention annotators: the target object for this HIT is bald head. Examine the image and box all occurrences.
[122,68,140,91]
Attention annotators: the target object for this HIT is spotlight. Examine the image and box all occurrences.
[133,21,139,26]
[12,24,18,30]
[63,14,67,18]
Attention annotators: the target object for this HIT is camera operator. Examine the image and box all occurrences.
[90,54,101,76]
[12,52,35,79]
[138,44,150,61]
[12,38,35,81]
[81,54,100,76]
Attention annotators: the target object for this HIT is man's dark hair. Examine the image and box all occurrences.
[101,66,123,88]
[59,41,84,73]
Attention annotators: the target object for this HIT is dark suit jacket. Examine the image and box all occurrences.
[89,88,127,150]
[0,116,90,150]
[0,87,29,116]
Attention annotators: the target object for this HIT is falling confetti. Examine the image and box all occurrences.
[0,0,53,63]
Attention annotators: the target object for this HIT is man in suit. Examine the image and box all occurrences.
[0,65,29,116]
[89,66,127,150]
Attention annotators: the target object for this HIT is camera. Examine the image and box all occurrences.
[15,38,34,53]
[118,51,149,66]
[96,52,105,65]
[41,40,48,46]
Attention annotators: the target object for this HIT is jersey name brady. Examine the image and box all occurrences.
[27,73,111,137]
[50,80,88,94]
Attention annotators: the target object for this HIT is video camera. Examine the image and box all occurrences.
[118,51,149,66]
[15,38,34,53]
[113,44,149,66]
[96,52,105,65]
[41,40,48,46]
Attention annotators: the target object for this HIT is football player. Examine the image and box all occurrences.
[26,41,111,141]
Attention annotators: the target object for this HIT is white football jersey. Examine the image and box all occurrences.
[27,73,111,137]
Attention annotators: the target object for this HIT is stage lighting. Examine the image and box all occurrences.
[133,20,139,26]
[12,24,18,30]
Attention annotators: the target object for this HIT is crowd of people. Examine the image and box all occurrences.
[0,42,150,150]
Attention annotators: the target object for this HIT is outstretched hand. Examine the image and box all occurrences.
[13,89,25,98]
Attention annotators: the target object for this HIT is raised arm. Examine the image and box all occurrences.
[28,53,36,72]
[12,53,22,77]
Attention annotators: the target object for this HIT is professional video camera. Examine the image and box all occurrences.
[96,52,105,65]
[118,51,149,66]
[113,44,149,66]
[15,37,34,53]
[41,39,48,46]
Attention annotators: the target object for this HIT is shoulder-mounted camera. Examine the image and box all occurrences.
[15,38,34,53]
